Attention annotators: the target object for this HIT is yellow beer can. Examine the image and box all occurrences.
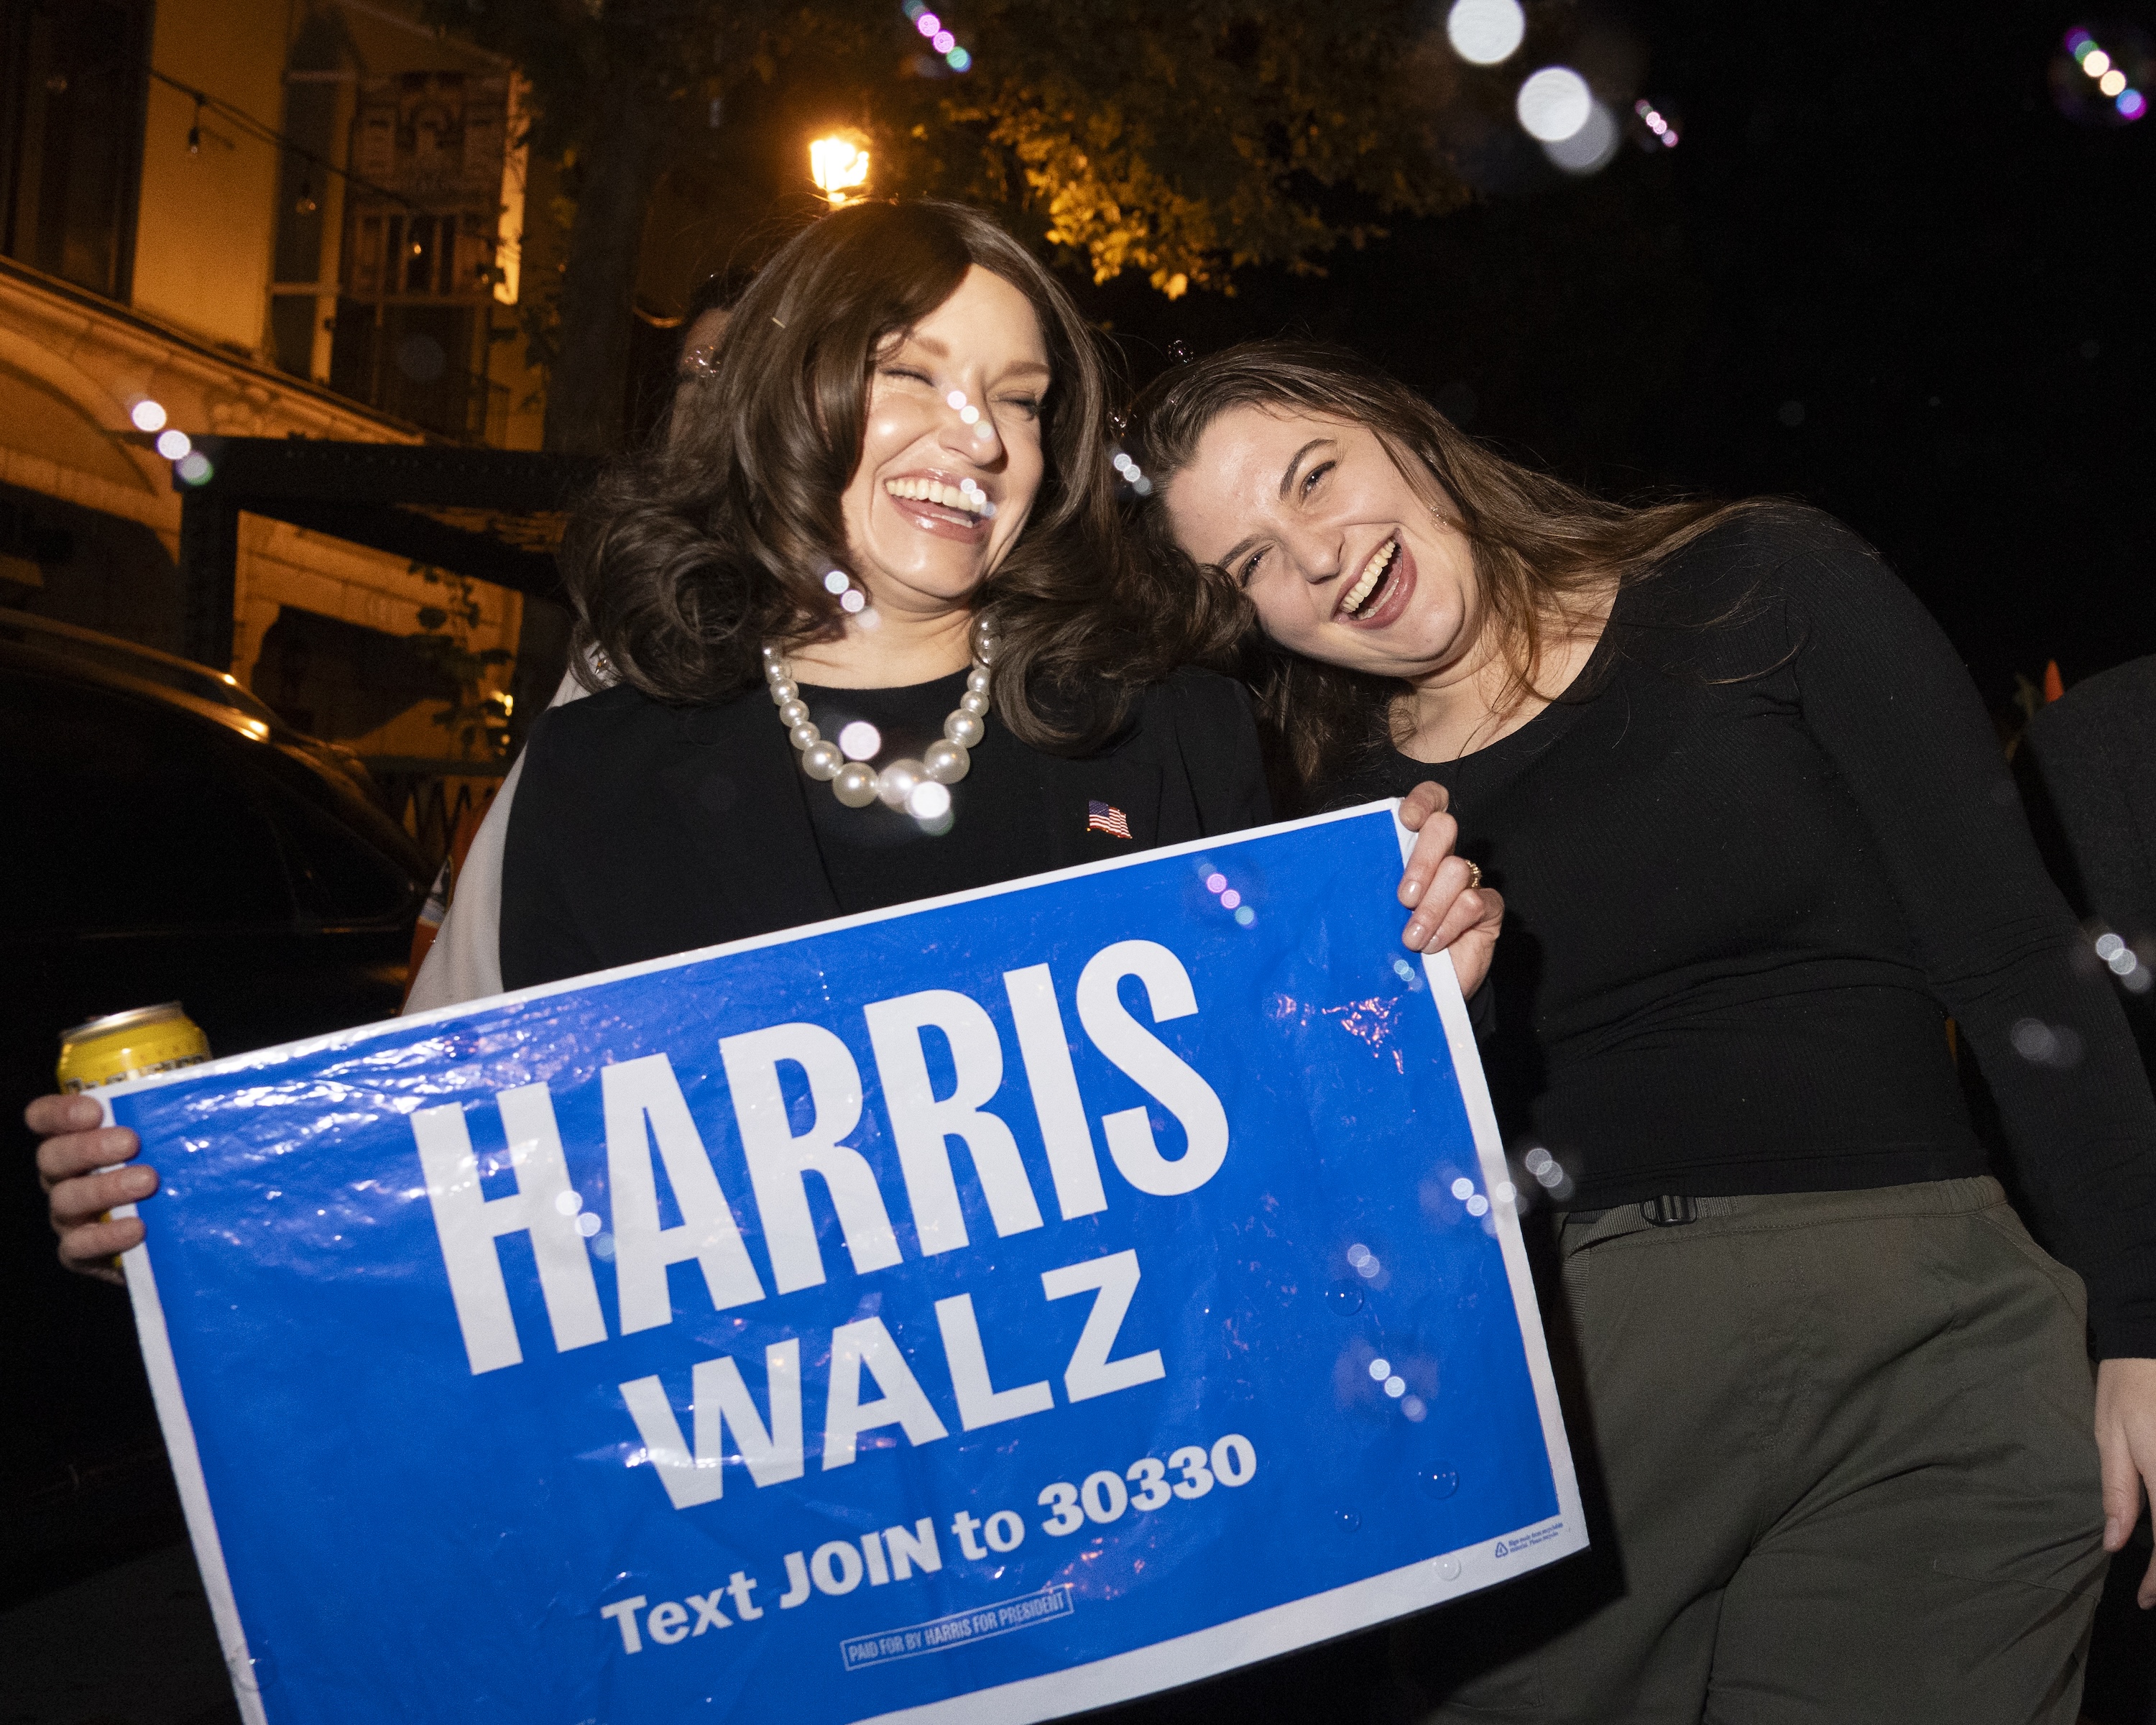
[56,1003,211,1093]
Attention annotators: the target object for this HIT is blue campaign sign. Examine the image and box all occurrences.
[106,802,1584,1725]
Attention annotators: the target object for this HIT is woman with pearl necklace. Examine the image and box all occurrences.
[492,199,1496,997]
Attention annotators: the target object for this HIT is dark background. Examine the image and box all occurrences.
[1078,0,2155,719]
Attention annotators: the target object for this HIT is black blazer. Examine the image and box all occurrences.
[2019,653,2156,1067]
[500,668,1272,990]
[2020,655,2156,940]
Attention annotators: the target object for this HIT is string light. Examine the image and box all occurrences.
[139,63,425,213]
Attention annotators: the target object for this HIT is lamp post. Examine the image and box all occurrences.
[809,134,871,207]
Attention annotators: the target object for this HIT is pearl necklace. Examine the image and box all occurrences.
[763,637,993,812]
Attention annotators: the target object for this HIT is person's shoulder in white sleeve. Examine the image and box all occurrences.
[404,661,602,1013]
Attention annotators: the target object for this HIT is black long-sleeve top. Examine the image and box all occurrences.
[1332,507,2156,1357]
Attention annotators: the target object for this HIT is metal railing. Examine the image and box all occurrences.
[361,757,507,870]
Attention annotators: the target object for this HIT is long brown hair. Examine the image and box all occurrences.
[564,199,1167,751]
[1126,341,1761,801]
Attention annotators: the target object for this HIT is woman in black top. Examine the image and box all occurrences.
[1125,341,2156,1721]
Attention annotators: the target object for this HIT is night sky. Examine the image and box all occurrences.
[1079,0,2156,719]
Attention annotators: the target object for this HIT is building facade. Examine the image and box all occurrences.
[0,0,543,764]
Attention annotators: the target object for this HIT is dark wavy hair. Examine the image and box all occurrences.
[564,199,1166,752]
[1125,341,1761,802]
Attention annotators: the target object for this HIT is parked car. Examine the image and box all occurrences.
[0,632,430,1586]
[0,607,378,794]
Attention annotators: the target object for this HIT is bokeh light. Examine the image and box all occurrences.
[175,451,213,485]
[1634,98,1682,150]
[2053,25,2149,126]
[1445,0,1525,66]
[905,0,972,73]
[838,721,881,760]
[155,428,190,459]
[1516,66,1592,142]
[1544,99,1620,173]
[130,398,167,432]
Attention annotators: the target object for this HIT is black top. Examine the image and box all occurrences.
[1330,507,2156,1357]
[794,671,1056,915]
[501,664,1270,988]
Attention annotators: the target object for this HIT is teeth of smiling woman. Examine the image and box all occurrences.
[884,477,988,516]
[1340,539,1399,617]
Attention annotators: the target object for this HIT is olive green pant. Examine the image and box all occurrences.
[1393,1177,2108,1725]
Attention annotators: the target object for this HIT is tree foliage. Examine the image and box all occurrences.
[428,0,1469,447]
[885,1,1468,297]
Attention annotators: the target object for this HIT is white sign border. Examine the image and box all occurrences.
[103,799,1585,1725]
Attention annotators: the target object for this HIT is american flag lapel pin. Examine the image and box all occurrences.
[1086,799,1133,840]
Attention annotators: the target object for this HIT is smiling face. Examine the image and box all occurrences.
[836,264,1051,625]
[1162,406,1491,684]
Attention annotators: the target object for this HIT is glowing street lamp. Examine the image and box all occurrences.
[809,134,871,207]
